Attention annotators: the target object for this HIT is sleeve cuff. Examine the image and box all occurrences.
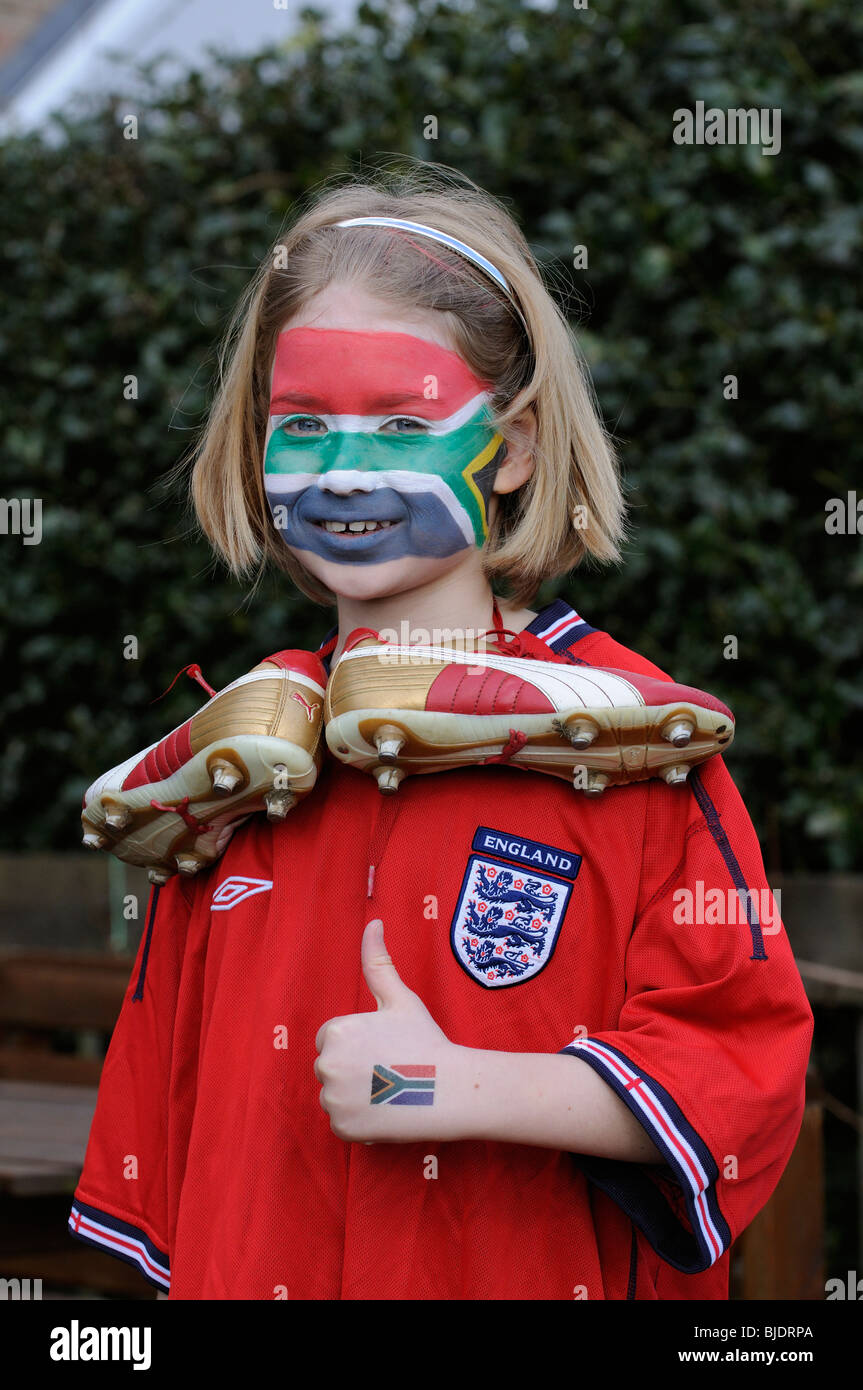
[68,1197,170,1293]
[559,1037,732,1273]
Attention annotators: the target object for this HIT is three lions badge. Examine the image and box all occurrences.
[450,827,582,988]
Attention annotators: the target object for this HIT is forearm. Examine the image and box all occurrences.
[450,1045,665,1163]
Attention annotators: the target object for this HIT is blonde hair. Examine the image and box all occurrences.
[187,159,625,609]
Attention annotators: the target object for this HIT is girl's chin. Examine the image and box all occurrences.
[290,549,472,600]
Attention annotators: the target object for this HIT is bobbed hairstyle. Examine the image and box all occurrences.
[187,159,625,609]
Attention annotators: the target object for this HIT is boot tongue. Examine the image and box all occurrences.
[490,628,566,662]
[342,626,381,653]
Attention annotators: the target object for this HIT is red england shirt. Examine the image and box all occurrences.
[69,598,813,1299]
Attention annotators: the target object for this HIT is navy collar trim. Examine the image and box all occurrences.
[523,597,595,652]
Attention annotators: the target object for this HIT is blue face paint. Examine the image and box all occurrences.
[264,327,506,564]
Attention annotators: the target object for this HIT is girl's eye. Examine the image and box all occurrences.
[379,416,430,435]
[279,415,327,436]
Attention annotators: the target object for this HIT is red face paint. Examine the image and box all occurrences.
[269,327,493,420]
[263,325,506,565]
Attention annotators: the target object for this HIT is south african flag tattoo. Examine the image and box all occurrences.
[370,1064,436,1106]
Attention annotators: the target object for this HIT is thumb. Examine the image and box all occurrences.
[361,918,416,1010]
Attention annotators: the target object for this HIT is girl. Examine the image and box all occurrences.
[70,163,812,1300]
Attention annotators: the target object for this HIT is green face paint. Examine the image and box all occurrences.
[264,327,507,564]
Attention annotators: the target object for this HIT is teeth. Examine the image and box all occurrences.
[322,520,393,533]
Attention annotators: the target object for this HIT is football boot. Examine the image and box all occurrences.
[324,626,734,796]
[81,649,327,882]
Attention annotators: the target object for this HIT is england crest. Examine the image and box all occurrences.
[450,840,576,989]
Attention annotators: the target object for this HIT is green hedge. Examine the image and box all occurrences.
[0,0,860,867]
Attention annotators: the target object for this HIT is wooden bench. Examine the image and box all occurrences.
[730,1067,825,1299]
[0,949,157,1297]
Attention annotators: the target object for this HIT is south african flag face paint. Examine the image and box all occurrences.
[264,328,507,564]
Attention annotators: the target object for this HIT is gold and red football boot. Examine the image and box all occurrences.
[324,627,734,795]
[81,649,327,882]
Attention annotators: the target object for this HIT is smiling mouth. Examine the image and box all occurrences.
[310,519,400,535]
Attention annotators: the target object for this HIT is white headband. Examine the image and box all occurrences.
[334,216,529,333]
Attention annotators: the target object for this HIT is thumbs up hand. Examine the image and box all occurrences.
[314,919,463,1145]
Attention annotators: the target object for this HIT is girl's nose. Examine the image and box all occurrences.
[315,470,377,494]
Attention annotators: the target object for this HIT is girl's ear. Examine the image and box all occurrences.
[492,407,537,494]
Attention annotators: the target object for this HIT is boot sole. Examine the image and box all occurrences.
[326,702,733,790]
[81,734,319,876]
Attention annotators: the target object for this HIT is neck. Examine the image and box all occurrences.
[331,562,535,661]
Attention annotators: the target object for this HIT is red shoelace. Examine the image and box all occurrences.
[148,664,218,832]
[149,795,214,834]
[150,662,217,704]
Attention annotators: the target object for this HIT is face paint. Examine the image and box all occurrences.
[263,328,507,564]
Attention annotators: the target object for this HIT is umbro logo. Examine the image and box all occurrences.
[211,876,273,911]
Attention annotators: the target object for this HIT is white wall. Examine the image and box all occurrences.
[2,0,360,133]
